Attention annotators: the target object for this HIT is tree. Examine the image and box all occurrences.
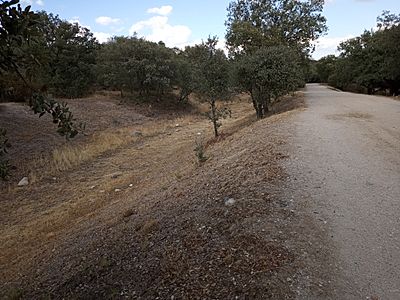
[39,13,98,98]
[316,55,337,83]
[225,0,327,57]
[0,0,82,179]
[374,12,400,95]
[189,37,232,137]
[226,0,325,118]
[235,46,302,118]
[326,11,400,95]
[173,53,198,103]
[96,37,177,98]
[1,8,98,99]
[1,0,82,137]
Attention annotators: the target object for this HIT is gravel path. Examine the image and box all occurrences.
[284,84,400,299]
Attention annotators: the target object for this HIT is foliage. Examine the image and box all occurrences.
[304,59,320,83]
[36,12,98,98]
[96,37,177,97]
[315,55,337,83]
[173,54,198,102]
[322,11,400,96]
[0,128,10,156]
[0,129,11,179]
[30,93,84,138]
[0,0,83,136]
[194,134,207,163]
[186,37,233,137]
[226,0,325,118]
[0,0,38,73]
[0,1,84,179]
[225,0,327,57]
[235,46,302,118]
[1,5,98,99]
[205,106,231,136]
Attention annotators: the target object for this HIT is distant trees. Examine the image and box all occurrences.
[316,11,400,96]
[96,37,177,97]
[315,55,337,84]
[1,7,98,99]
[174,51,199,103]
[36,13,98,98]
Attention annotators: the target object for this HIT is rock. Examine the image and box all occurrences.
[129,184,133,187]
[175,124,180,127]
[224,198,236,206]
[110,172,123,179]
[131,131,143,137]
[115,188,121,192]
[18,177,29,186]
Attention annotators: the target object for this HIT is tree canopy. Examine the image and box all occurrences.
[225,0,327,57]
[185,37,232,136]
[235,46,302,118]
[316,11,400,96]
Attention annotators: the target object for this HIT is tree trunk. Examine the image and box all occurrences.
[211,99,218,137]
[257,103,263,119]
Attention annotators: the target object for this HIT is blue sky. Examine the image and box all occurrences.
[22,0,400,59]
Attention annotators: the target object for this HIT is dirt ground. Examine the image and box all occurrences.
[0,93,321,299]
[283,84,400,299]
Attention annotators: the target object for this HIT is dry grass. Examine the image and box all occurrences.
[51,130,130,172]
[25,115,203,184]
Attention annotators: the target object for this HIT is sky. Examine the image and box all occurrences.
[21,0,400,59]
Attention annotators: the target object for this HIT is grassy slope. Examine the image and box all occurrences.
[0,93,316,299]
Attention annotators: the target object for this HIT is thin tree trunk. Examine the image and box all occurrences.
[211,99,218,137]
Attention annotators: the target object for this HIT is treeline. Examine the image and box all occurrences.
[1,0,328,109]
[309,11,400,96]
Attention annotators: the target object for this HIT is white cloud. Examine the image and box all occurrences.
[94,32,112,43]
[129,8,192,48]
[68,17,91,30]
[147,5,173,16]
[216,39,228,55]
[20,0,44,5]
[69,17,114,44]
[312,35,354,59]
[95,16,121,26]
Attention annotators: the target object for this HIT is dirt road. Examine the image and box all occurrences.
[284,84,400,299]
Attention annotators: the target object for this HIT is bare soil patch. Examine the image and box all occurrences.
[327,112,373,121]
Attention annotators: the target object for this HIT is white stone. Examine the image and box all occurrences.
[224,198,236,206]
[17,177,29,186]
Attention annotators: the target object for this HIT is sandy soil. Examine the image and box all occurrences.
[0,93,310,299]
[283,84,400,299]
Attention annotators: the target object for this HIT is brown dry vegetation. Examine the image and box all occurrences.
[0,93,310,299]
